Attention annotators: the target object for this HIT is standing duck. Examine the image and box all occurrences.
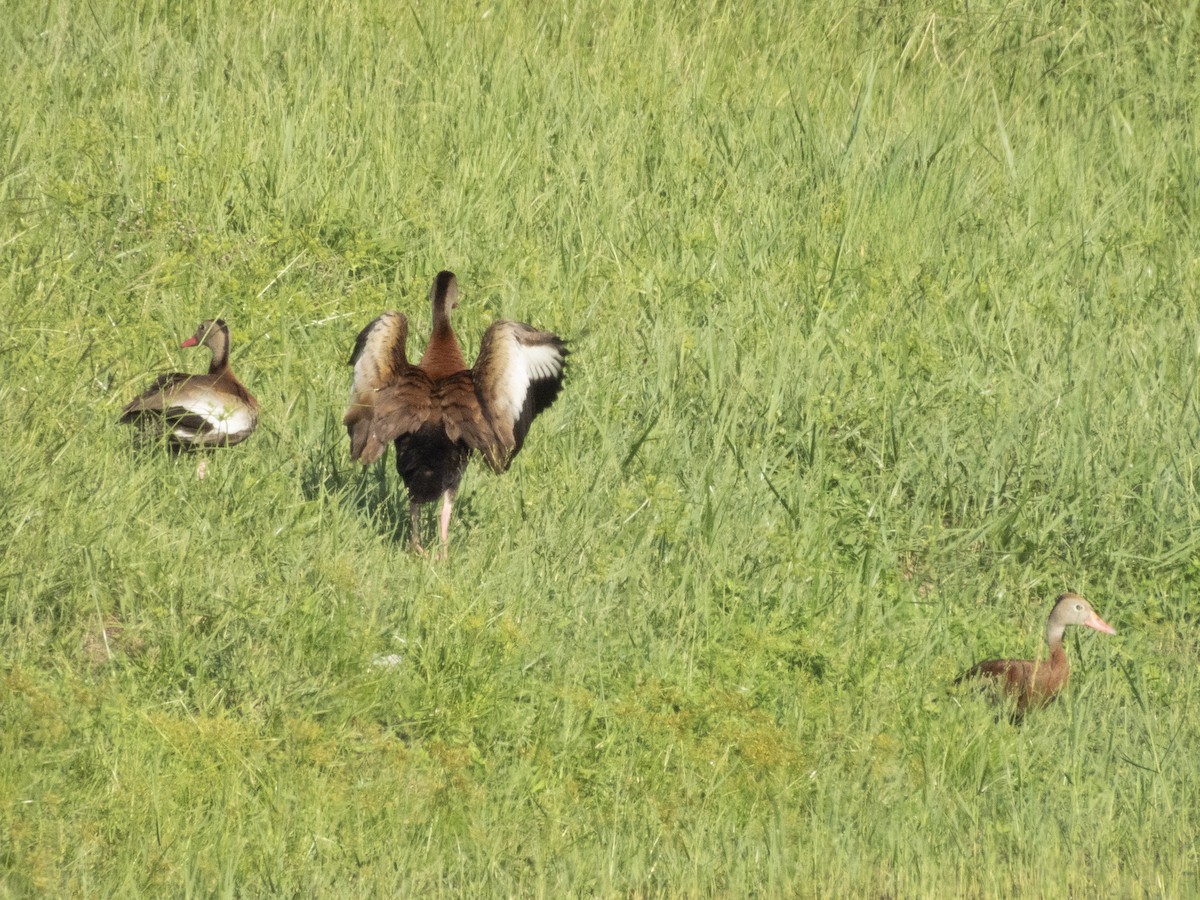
[121,319,259,448]
[344,271,567,558]
[956,592,1116,720]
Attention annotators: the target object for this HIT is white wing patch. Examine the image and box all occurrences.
[493,331,566,428]
[351,312,407,399]
[351,344,381,402]
[172,396,256,439]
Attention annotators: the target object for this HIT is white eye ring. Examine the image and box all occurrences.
[1075,603,1083,611]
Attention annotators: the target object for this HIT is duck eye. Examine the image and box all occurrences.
[1075,604,1083,611]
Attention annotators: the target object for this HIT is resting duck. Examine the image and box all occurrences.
[120,319,259,448]
[345,271,567,557]
[956,592,1116,720]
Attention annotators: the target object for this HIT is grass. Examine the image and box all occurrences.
[2,0,1199,894]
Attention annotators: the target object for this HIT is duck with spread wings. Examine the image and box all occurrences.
[344,271,567,557]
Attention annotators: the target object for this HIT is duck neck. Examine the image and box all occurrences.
[430,297,460,348]
[1046,618,1067,651]
[1044,621,1069,674]
[207,329,231,374]
[421,295,468,376]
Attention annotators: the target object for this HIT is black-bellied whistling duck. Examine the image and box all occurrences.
[120,319,259,448]
[345,271,567,558]
[956,592,1116,720]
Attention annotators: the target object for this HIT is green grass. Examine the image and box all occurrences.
[2,0,1199,894]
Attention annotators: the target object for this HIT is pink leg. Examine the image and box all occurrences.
[410,501,426,556]
[437,488,456,560]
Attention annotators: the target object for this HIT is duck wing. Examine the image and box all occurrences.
[120,372,195,421]
[345,312,410,463]
[123,375,257,446]
[956,658,1034,691]
[469,320,567,472]
[371,365,492,436]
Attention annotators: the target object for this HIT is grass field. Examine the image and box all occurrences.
[2,0,1199,894]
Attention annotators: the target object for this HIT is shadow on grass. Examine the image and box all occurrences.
[301,445,482,549]
[301,450,407,544]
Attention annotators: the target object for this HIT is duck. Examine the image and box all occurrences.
[345,271,567,558]
[120,319,259,448]
[955,592,1116,720]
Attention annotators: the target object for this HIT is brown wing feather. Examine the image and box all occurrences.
[121,372,257,447]
[956,657,1066,720]
[371,370,438,446]
[470,320,567,472]
[347,312,409,379]
[120,372,195,419]
[957,658,1032,691]
[345,313,410,463]
[436,372,496,450]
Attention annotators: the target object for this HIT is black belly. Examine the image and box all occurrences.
[394,425,470,504]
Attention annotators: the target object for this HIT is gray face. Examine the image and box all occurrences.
[194,320,226,345]
[181,320,229,356]
[1051,593,1115,634]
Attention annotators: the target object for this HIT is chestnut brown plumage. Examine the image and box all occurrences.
[344,271,567,557]
[956,592,1115,720]
[120,319,258,448]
